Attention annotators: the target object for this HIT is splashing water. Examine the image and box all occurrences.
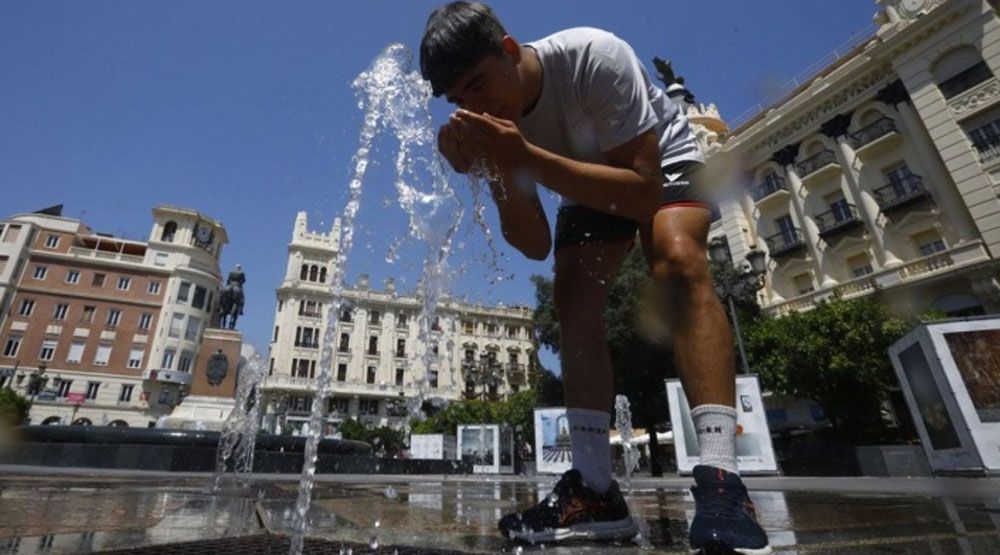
[614,394,652,547]
[212,353,267,492]
[289,44,465,555]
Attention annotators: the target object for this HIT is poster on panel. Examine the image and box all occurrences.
[534,407,572,474]
[666,374,779,475]
[457,424,514,473]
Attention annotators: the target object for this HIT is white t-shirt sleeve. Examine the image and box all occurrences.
[579,35,659,152]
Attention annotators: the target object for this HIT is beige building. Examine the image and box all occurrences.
[699,0,1000,317]
[262,212,537,435]
[0,205,228,427]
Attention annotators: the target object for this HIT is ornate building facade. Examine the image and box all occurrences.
[703,0,1000,317]
[0,205,228,426]
[262,212,537,434]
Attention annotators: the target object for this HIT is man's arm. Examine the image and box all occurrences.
[488,174,551,261]
[454,110,663,223]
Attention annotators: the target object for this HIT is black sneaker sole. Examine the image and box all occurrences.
[689,540,773,555]
[505,516,638,543]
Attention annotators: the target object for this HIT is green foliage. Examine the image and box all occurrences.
[530,274,560,353]
[338,418,406,457]
[409,389,540,443]
[0,388,31,429]
[743,298,912,443]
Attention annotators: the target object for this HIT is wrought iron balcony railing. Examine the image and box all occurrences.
[796,149,838,177]
[873,175,931,213]
[815,204,864,238]
[849,117,897,149]
[764,229,807,258]
[751,176,787,201]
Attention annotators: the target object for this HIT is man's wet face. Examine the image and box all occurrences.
[444,54,520,121]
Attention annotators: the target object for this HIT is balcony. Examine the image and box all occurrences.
[142,369,193,386]
[764,229,807,259]
[394,350,406,359]
[750,176,789,207]
[814,204,864,239]
[337,346,350,353]
[873,175,932,214]
[796,150,839,182]
[262,374,460,398]
[849,117,900,155]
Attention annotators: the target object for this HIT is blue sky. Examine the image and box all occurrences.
[0,1,876,371]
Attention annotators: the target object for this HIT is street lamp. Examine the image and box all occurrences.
[708,238,767,375]
[461,351,504,401]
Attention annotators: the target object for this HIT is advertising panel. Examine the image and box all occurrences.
[534,407,572,474]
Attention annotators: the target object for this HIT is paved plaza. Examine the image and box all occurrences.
[1,467,999,554]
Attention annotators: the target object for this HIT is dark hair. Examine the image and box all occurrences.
[420,2,507,97]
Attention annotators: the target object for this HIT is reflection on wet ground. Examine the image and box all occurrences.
[1,473,999,554]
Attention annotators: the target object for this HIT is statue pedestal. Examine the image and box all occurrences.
[163,328,242,431]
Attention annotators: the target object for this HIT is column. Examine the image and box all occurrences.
[833,135,905,268]
[892,100,981,243]
[784,164,838,287]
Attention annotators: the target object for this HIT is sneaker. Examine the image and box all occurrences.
[498,469,638,543]
[688,465,771,554]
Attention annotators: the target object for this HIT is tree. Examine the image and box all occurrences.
[0,388,31,430]
[338,418,406,457]
[743,297,911,443]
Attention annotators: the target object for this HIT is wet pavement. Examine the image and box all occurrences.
[1,471,999,554]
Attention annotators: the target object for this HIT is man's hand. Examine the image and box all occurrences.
[437,121,475,174]
[449,110,532,174]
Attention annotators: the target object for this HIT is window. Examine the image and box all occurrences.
[184,316,201,341]
[328,397,350,415]
[148,282,161,295]
[18,298,35,316]
[967,117,1000,162]
[396,338,406,357]
[340,307,353,322]
[507,325,518,338]
[32,266,48,280]
[319,267,327,283]
[395,368,404,386]
[360,399,379,415]
[127,346,144,369]
[337,363,347,382]
[92,273,105,287]
[177,350,194,372]
[177,281,191,303]
[429,370,438,388]
[117,276,131,291]
[85,382,100,400]
[38,340,57,361]
[793,273,815,295]
[431,342,439,357]
[94,343,112,366]
[119,384,134,403]
[67,341,85,364]
[169,314,184,338]
[105,309,121,328]
[80,305,95,324]
[368,336,378,355]
[300,264,308,280]
[366,366,376,384]
[397,313,408,328]
[154,252,169,267]
[913,229,947,256]
[464,349,475,362]
[57,380,72,398]
[486,323,497,336]
[463,320,474,334]
[277,300,284,312]
[776,214,796,236]
[431,317,441,332]
[44,234,60,249]
[292,358,311,378]
[52,303,69,321]
[66,270,80,284]
[161,221,177,242]
[161,349,176,369]
[309,265,318,282]
[138,313,152,331]
[192,286,207,310]
[933,46,993,99]
[369,310,381,325]
[338,333,350,352]
[273,326,280,342]
[847,253,874,278]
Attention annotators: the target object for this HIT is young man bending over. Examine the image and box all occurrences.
[420,3,770,553]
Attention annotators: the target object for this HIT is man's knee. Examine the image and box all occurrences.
[649,236,710,286]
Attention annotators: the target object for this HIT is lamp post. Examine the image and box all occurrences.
[461,351,504,401]
[708,238,767,375]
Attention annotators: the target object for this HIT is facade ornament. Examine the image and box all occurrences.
[875,79,911,106]
[820,113,854,139]
[771,143,801,167]
[948,78,1000,116]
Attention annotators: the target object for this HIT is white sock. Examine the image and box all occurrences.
[567,407,612,493]
[691,404,738,475]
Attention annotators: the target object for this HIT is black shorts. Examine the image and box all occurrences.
[553,161,711,253]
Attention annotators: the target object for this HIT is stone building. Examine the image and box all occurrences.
[262,212,537,435]
[702,0,1000,317]
[0,205,228,427]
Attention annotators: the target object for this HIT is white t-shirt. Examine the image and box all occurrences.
[519,27,703,206]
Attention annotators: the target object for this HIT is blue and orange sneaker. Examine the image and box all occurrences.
[498,469,638,543]
[689,465,771,554]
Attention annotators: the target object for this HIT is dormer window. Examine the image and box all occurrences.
[161,221,177,243]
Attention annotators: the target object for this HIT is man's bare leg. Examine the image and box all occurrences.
[554,238,632,490]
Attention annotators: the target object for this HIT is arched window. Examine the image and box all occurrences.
[319,267,327,283]
[108,420,129,427]
[858,109,885,127]
[161,221,177,242]
[72,417,92,426]
[309,265,318,282]
[933,46,993,99]
[42,416,61,425]
[300,264,308,280]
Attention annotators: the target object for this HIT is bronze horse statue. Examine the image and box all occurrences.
[217,265,246,330]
